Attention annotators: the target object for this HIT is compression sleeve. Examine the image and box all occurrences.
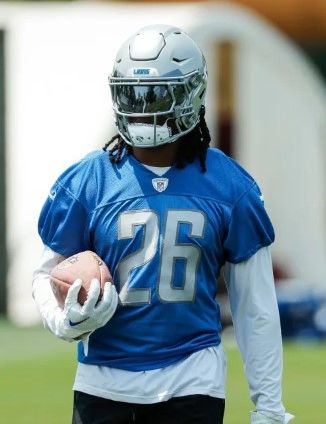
[224,247,286,419]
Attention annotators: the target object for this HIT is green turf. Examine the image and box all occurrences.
[224,341,326,423]
[0,320,325,423]
[0,320,76,423]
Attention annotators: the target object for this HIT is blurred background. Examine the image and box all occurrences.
[0,0,325,423]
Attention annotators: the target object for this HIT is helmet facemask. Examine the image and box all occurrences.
[109,70,206,148]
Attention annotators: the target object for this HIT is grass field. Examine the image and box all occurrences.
[0,320,325,423]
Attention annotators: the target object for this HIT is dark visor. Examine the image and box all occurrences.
[114,84,187,114]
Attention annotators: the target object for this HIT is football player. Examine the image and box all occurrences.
[33,25,294,424]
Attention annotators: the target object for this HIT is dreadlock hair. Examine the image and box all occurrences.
[102,106,211,172]
[102,134,133,164]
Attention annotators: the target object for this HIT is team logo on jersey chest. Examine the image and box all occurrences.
[152,178,169,192]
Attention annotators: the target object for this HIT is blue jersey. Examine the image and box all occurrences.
[38,148,274,371]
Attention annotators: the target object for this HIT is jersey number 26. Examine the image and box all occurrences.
[117,210,206,306]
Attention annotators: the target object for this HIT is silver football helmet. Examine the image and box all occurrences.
[109,24,207,148]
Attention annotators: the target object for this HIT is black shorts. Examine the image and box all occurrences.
[72,390,225,424]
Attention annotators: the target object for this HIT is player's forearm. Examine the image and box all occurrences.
[224,247,285,418]
[32,245,64,334]
[32,246,80,341]
[235,300,284,417]
[32,275,58,327]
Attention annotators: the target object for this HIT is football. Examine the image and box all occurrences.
[50,251,113,307]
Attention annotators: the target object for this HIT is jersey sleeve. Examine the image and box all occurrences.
[38,181,89,257]
[223,183,275,263]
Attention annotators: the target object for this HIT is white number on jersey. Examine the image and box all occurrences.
[117,209,205,305]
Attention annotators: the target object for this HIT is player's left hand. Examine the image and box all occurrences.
[250,411,295,424]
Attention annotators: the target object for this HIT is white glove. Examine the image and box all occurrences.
[251,411,295,424]
[56,278,119,340]
[33,275,118,342]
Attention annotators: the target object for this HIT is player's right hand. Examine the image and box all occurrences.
[58,279,118,341]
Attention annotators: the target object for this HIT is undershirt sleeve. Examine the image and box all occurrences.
[224,247,285,418]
